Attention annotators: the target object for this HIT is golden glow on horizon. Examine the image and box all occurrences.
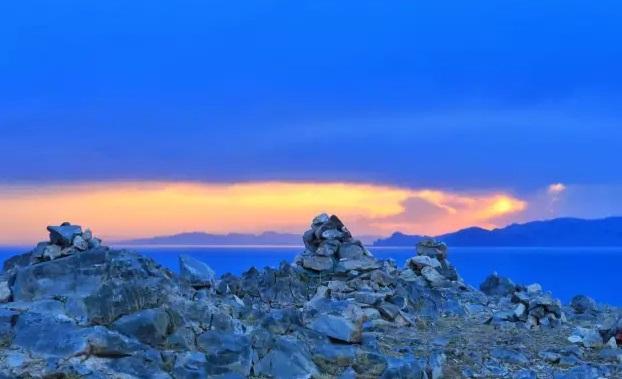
[0,181,527,244]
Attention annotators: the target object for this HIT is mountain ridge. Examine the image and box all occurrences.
[374,216,622,246]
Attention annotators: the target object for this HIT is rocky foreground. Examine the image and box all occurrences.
[0,217,621,378]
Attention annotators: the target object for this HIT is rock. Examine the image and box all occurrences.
[72,235,89,251]
[317,240,340,256]
[420,266,446,287]
[514,303,527,320]
[312,343,357,374]
[112,308,171,347]
[336,257,381,272]
[526,283,542,294]
[173,351,208,379]
[0,281,10,303]
[569,327,603,348]
[416,238,447,259]
[312,213,330,226]
[322,229,345,240]
[82,228,93,241]
[338,242,366,260]
[405,255,442,271]
[302,255,334,271]
[179,254,216,288]
[254,336,318,379]
[491,347,529,364]
[42,244,62,260]
[47,223,82,247]
[480,272,516,296]
[309,313,362,343]
[197,331,252,376]
[571,295,597,314]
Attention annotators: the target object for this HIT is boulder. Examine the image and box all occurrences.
[338,242,366,260]
[480,272,516,297]
[197,331,252,376]
[179,254,216,288]
[302,256,334,271]
[571,295,597,314]
[0,281,10,303]
[112,308,172,347]
[72,235,89,251]
[309,314,362,343]
[254,336,319,379]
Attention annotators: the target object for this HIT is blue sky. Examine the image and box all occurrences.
[0,1,621,240]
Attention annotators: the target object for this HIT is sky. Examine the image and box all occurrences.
[1,1,621,243]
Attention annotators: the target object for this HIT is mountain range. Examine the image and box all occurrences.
[373,217,622,246]
[117,217,622,247]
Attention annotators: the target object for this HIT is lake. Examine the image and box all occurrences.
[1,245,620,306]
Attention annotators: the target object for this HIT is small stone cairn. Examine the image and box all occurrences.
[29,222,101,264]
[297,213,378,273]
[481,272,566,328]
[399,238,461,286]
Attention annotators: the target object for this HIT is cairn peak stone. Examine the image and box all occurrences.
[416,238,447,259]
[312,213,330,226]
[47,223,83,247]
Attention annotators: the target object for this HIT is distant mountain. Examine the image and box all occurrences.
[117,231,302,246]
[118,231,380,246]
[373,217,622,247]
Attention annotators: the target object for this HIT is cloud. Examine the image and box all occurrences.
[0,181,527,244]
[548,183,567,195]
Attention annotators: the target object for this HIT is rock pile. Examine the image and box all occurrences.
[482,273,566,328]
[401,238,460,286]
[297,213,377,273]
[0,217,621,378]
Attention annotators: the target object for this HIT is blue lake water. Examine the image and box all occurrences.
[1,245,620,306]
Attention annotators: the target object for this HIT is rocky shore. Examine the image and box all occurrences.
[0,216,621,378]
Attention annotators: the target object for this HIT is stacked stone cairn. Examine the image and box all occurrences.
[400,238,461,287]
[481,272,566,329]
[298,213,378,273]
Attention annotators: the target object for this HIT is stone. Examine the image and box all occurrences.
[416,238,447,259]
[254,336,318,379]
[42,244,62,260]
[322,229,345,240]
[173,351,208,379]
[336,257,381,272]
[571,295,597,314]
[420,266,446,287]
[514,303,527,320]
[0,281,10,303]
[406,255,442,271]
[526,283,542,294]
[480,272,516,297]
[82,228,93,241]
[197,331,252,376]
[112,308,171,347]
[312,213,330,226]
[72,235,89,251]
[338,242,366,260]
[317,240,340,256]
[490,347,529,364]
[302,255,334,271]
[47,223,82,247]
[179,254,216,288]
[308,314,362,343]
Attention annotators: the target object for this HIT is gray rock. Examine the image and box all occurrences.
[312,213,330,226]
[0,281,10,303]
[336,257,381,272]
[571,295,597,314]
[112,308,171,347]
[179,254,215,288]
[197,331,252,376]
[82,228,93,241]
[322,229,345,240]
[302,255,334,271]
[312,343,357,374]
[405,255,441,271]
[480,272,516,297]
[338,242,365,260]
[309,313,362,343]
[72,235,89,251]
[420,266,446,286]
[47,223,82,247]
[491,347,529,364]
[42,244,62,260]
[254,336,318,379]
[317,240,340,256]
[416,239,447,259]
[173,351,208,379]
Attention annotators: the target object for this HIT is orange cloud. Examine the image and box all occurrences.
[0,181,527,244]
